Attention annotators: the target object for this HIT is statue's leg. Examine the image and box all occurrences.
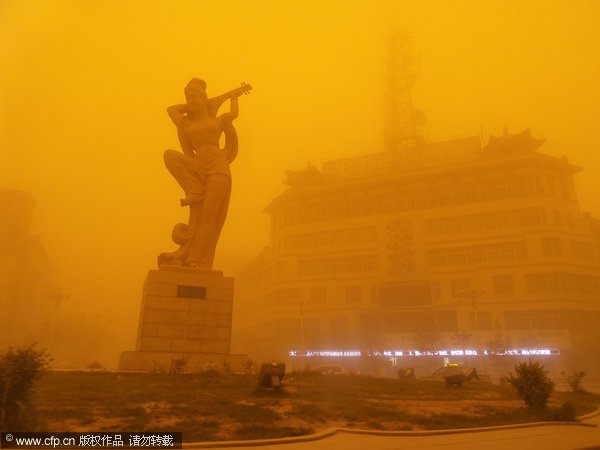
[163,150,204,202]
[213,178,231,247]
[205,176,231,267]
[187,175,231,269]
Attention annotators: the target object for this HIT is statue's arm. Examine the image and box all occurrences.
[220,94,239,123]
[167,104,194,156]
[176,127,194,157]
[167,104,187,126]
[208,83,251,117]
[208,91,232,109]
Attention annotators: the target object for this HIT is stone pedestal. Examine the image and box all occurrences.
[119,267,245,372]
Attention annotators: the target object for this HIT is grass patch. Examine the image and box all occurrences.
[21,371,600,442]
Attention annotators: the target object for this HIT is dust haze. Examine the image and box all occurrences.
[1,0,599,368]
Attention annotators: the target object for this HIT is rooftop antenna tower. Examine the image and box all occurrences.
[384,29,419,152]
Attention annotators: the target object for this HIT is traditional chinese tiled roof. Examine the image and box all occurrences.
[284,164,329,187]
[484,128,545,155]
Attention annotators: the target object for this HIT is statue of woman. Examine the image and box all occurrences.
[158,78,251,270]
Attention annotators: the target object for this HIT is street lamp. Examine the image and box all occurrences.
[48,287,69,353]
[460,287,485,371]
[290,297,307,371]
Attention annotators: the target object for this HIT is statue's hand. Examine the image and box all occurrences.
[238,82,252,96]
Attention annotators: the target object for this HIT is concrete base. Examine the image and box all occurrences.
[119,266,244,372]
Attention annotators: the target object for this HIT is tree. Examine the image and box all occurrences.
[561,370,586,393]
[506,360,554,410]
[0,345,50,430]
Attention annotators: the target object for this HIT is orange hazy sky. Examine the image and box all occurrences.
[1,0,599,358]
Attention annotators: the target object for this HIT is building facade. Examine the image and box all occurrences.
[232,130,600,374]
[0,188,55,349]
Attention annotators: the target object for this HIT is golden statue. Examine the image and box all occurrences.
[159,79,252,270]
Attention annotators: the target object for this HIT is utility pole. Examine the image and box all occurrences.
[48,287,69,354]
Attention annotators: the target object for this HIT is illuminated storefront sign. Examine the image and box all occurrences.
[289,348,560,357]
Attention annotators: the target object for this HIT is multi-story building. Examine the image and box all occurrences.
[232,130,600,375]
[0,188,55,349]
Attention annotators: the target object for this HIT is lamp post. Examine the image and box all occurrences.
[291,297,307,371]
[48,287,69,354]
[461,287,485,372]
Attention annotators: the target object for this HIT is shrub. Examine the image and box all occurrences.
[87,361,105,371]
[506,360,554,410]
[170,356,189,375]
[222,359,231,374]
[545,402,576,421]
[242,359,255,375]
[561,370,586,393]
[0,345,50,430]
[151,360,166,374]
[200,363,221,380]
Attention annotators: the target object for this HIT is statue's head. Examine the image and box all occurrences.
[184,78,208,112]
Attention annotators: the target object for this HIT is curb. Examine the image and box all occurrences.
[578,408,600,421]
[183,428,338,448]
[183,409,599,448]
[338,419,596,436]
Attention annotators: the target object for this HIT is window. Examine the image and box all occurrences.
[502,241,527,260]
[451,279,472,298]
[330,317,348,335]
[275,173,558,228]
[466,246,485,264]
[345,286,362,303]
[383,311,434,333]
[561,181,571,200]
[504,311,529,330]
[379,283,432,307]
[553,209,562,226]
[304,318,321,345]
[424,208,543,236]
[438,310,458,332]
[462,216,478,232]
[428,248,446,266]
[542,237,561,257]
[525,272,600,295]
[525,273,560,293]
[539,312,557,329]
[504,310,567,331]
[445,216,463,233]
[299,254,378,277]
[571,241,594,261]
[263,289,301,309]
[428,242,527,267]
[472,311,492,331]
[309,287,327,304]
[492,275,515,295]
[511,208,543,227]
[273,261,287,279]
[425,219,443,235]
[360,314,380,333]
[446,247,466,265]
[566,212,575,229]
